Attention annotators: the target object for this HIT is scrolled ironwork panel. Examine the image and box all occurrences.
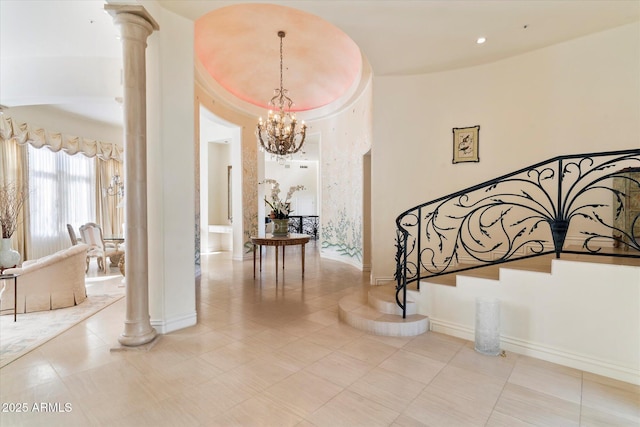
[395,149,640,295]
[559,153,640,253]
[301,216,319,239]
[287,216,301,234]
[286,215,319,239]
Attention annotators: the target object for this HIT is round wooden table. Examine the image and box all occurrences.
[250,233,311,281]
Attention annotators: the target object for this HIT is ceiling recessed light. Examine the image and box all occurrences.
[476,37,486,44]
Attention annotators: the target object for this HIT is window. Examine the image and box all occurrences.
[28,145,96,258]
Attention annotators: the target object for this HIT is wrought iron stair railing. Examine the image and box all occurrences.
[395,149,640,318]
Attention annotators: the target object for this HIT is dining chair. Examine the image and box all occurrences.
[66,224,81,245]
[79,222,120,273]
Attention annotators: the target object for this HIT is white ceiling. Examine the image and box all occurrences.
[161,0,640,76]
[1,0,638,128]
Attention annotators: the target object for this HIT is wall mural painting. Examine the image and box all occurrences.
[194,211,201,266]
[321,210,363,261]
[321,131,368,265]
[242,147,259,253]
[194,141,201,267]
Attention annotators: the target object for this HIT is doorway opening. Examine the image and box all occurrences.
[199,105,241,259]
[259,134,321,238]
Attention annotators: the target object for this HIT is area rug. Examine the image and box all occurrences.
[0,278,125,368]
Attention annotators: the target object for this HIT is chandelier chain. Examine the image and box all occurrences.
[279,32,284,98]
[256,30,307,161]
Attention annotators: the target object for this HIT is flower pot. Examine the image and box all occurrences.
[0,238,21,269]
[272,219,289,237]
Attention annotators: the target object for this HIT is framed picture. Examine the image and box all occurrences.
[452,125,480,163]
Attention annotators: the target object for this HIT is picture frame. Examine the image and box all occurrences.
[452,125,480,164]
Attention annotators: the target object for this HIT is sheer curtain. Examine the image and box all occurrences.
[97,158,124,237]
[27,145,96,259]
[0,138,29,258]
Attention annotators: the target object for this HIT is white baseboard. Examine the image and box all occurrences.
[151,311,197,334]
[374,276,395,286]
[429,318,640,385]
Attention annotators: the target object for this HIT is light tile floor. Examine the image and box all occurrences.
[1,245,638,426]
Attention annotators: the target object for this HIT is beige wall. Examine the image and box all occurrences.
[371,22,640,283]
[416,260,640,384]
[145,2,197,332]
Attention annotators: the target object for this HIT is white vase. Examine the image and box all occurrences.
[0,238,21,269]
[474,297,501,356]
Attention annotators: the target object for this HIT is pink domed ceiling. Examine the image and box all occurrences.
[195,3,362,112]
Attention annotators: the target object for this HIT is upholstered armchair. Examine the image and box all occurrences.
[78,222,121,272]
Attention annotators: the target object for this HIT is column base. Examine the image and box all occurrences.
[111,334,159,352]
[117,326,157,347]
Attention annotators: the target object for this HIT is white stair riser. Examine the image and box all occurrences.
[368,292,417,316]
[338,307,429,337]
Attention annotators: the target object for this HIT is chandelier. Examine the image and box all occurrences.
[256,31,307,161]
[105,173,124,198]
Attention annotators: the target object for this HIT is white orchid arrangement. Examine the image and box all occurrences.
[262,179,305,219]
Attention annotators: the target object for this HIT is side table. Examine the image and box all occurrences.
[0,273,19,322]
[250,234,311,281]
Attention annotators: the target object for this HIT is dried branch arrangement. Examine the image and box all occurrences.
[0,182,28,239]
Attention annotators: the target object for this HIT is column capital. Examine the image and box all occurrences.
[104,4,159,31]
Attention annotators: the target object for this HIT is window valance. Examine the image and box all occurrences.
[0,115,122,161]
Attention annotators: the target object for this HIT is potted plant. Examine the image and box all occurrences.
[0,182,28,269]
[262,179,305,236]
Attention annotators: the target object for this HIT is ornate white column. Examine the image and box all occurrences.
[105,4,159,346]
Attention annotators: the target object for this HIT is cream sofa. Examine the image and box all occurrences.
[1,244,88,314]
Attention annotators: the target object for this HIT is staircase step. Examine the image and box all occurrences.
[419,251,640,287]
[368,284,417,315]
[338,287,428,337]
